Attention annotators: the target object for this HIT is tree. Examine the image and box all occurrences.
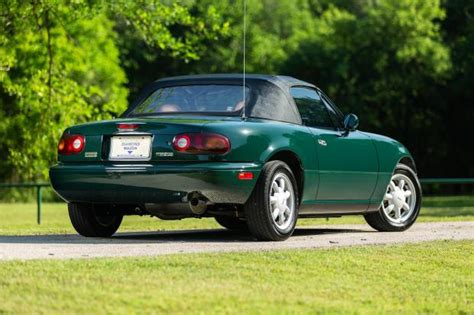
[0,0,228,182]
[129,0,317,94]
[439,0,474,177]
[194,0,316,74]
[283,0,452,176]
[112,0,230,100]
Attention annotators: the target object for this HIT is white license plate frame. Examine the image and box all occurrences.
[108,136,152,161]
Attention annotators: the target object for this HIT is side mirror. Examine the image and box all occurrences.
[343,113,359,131]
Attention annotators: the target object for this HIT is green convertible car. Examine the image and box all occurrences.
[50,74,421,241]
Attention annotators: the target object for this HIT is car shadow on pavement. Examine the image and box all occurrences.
[0,227,371,245]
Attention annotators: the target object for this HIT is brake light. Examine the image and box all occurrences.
[172,133,230,154]
[58,134,85,155]
[117,123,139,131]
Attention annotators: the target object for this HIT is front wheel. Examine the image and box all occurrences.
[68,203,123,237]
[364,164,421,231]
[245,161,299,241]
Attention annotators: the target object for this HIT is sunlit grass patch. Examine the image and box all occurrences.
[0,195,472,235]
[0,240,472,314]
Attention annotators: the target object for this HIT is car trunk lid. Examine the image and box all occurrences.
[59,116,239,163]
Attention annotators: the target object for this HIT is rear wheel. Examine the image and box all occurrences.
[245,161,298,241]
[214,216,248,231]
[364,164,421,231]
[68,203,123,237]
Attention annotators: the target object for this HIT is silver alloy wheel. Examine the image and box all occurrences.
[269,172,296,231]
[382,173,417,225]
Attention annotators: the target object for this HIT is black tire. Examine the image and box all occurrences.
[214,216,248,231]
[364,164,422,232]
[245,160,299,241]
[68,203,123,237]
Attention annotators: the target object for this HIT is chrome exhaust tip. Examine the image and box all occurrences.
[189,195,208,215]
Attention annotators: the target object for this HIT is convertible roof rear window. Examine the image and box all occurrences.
[129,85,249,116]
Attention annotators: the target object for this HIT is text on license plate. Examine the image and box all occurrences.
[109,136,152,160]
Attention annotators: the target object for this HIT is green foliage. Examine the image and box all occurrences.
[0,1,127,181]
[111,1,229,62]
[0,0,228,182]
[282,0,456,176]
[191,0,316,74]
[115,0,230,99]
[286,0,450,120]
[439,0,474,177]
[131,0,316,91]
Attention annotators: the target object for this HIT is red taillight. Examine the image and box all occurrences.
[172,133,230,154]
[58,134,85,155]
[117,123,139,131]
[174,135,191,151]
[238,172,254,180]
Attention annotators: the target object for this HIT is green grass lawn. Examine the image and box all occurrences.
[0,197,471,313]
[0,240,471,314]
[0,195,472,235]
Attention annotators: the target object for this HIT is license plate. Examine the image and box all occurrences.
[109,136,152,160]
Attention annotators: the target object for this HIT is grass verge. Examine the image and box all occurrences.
[0,195,472,235]
[0,240,472,314]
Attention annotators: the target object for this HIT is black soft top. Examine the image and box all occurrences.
[125,74,317,124]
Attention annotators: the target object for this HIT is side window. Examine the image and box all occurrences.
[290,87,334,129]
[320,94,344,129]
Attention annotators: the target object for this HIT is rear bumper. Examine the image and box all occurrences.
[49,162,261,205]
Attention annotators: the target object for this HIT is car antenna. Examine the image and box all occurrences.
[241,0,247,121]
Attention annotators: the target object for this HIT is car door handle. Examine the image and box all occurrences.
[317,139,327,146]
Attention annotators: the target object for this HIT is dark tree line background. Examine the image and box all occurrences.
[1,0,473,184]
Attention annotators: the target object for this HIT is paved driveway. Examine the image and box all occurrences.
[0,222,472,260]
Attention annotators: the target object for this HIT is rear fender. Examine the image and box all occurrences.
[203,120,318,203]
